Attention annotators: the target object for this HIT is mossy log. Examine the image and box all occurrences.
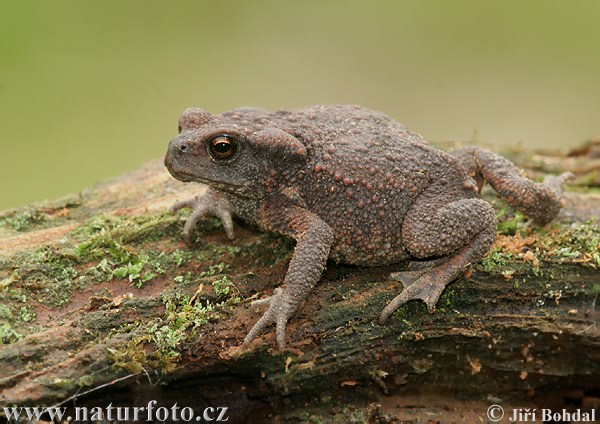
[1,144,599,422]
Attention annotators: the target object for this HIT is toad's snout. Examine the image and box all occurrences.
[164,137,195,181]
[165,137,190,161]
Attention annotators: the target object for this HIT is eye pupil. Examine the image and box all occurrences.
[209,136,238,160]
[214,141,230,153]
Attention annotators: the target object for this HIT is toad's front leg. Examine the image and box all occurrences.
[243,200,334,350]
[170,188,235,243]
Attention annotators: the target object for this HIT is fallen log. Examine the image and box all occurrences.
[0,145,599,422]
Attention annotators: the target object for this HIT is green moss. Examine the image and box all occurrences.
[0,195,83,233]
[173,272,194,285]
[76,236,135,264]
[77,375,94,387]
[199,262,229,278]
[0,209,47,232]
[0,207,259,368]
[496,210,528,236]
[1,246,79,307]
[74,212,181,262]
[108,275,243,374]
[71,211,246,290]
[513,278,525,289]
[439,284,464,309]
[153,249,194,270]
[0,211,193,337]
[125,292,223,371]
[0,304,12,320]
[0,271,18,290]
[18,306,35,322]
[52,378,75,390]
[73,213,191,287]
[107,342,147,375]
[481,247,513,273]
[213,275,234,297]
[0,322,22,344]
[74,212,179,245]
[538,221,600,262]
[112,261,155,288]
[0,287,26,304]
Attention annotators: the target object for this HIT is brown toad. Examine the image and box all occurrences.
[164,105,572,349]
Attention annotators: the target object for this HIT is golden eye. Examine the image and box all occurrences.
[208,135,238,161]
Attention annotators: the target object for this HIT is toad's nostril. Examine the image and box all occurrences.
[179,144,188,152]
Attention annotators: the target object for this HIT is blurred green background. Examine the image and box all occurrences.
[1,0,599,210]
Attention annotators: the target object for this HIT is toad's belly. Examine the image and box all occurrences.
[327,225,410,266]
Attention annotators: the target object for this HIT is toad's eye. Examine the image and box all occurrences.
[208,135,238,161]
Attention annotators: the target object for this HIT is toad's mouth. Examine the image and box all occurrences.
[164,154,255,197]
[166,166,254,195]
[169,169,247,186]
[164,165,195,183]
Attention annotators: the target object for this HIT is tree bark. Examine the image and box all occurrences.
[1,145,599,422]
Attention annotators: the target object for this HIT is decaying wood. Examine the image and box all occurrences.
[0,145,599,422]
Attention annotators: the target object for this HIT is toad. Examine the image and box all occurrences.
[164,105,572,349]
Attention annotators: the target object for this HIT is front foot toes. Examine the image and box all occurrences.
[169,194,235,244]
[181,205,208,245]
[169,196,204,244]
[379,274,446,324]
[243,288,290,350]
[169,197,199,214]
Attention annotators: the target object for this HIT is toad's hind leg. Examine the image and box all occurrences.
[450,146,573,225]
[379,197,496,323]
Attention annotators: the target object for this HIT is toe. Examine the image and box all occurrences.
[378,293,408,324]
[276,315,287,350]
[251,296,273,307]
[543,172,575,192]
[388,270,425,287]
[170,198,195,213]
[222,214,235,239]
[243,308,274,346]
[243,288,291,348]
[251,288,282,307]
[182,207,207,244]
[215,208,235,239]
[379,275,447,323]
